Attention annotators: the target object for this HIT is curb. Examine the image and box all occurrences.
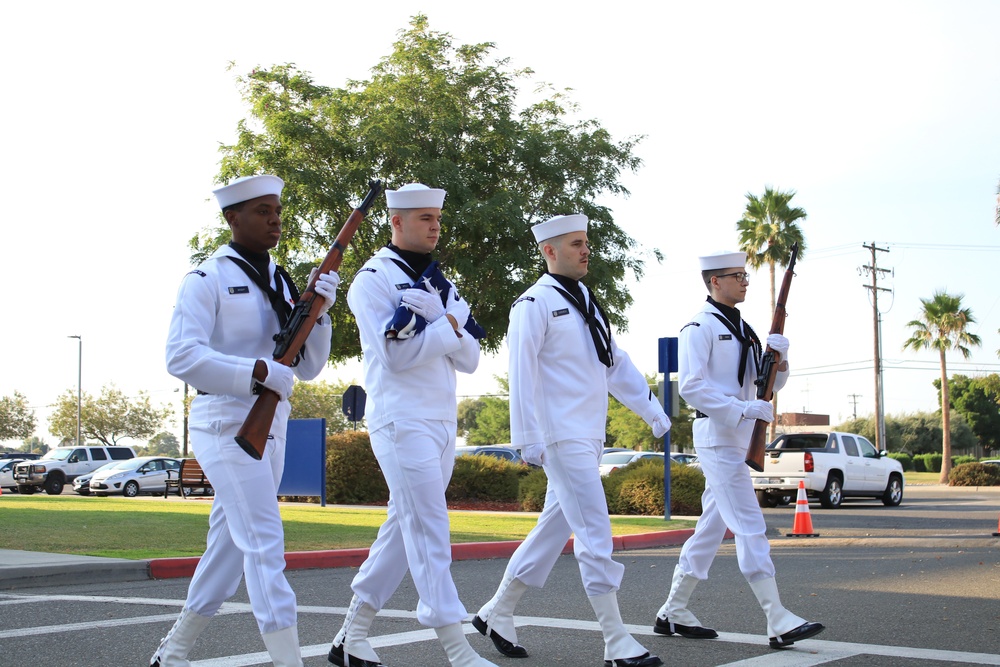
[148,529,705,580]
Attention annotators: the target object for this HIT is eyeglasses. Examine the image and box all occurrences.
[717,272,750,282]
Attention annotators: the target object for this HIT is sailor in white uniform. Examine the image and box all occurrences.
[473,214,668,667]
[327,183,495,667]
[651,250,824,650]
[154,174,339,667]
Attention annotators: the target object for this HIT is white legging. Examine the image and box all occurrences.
[502,438,625,597]
[350,419,468,627]
[184,421,296,634]
[678,444,776,583]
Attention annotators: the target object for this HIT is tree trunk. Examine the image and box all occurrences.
[939,348,951,484]
[768,260,779,440]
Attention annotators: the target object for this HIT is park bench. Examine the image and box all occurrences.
[164,458,213,498]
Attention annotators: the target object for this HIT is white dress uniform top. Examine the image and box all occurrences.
[675,297,786,582]
[165,243,332,630]
[474,214,665,667]
[345,244,480,628]
[655,249,822,650]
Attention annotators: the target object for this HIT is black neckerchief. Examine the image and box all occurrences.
[387,243,433,278]
[706,296,760,386]
[549,273,613,368]
[226,242,302,365]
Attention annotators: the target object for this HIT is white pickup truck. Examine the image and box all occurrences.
[750,431,904,509]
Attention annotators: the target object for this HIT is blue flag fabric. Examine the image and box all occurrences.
[384,261,485,340]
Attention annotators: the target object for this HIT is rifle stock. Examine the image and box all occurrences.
[234,180,383,460]
[745,242,798,472]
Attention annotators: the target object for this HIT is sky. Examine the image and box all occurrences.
[3,0,999,449]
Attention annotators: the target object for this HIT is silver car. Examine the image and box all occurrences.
[90,457,181,497]
[72,462,121,496]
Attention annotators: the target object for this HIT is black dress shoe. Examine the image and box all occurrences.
[603,652,664,667]
[472,614,528,658]
[328,641,385,667]
[652,616,719,639]
[769,621,825,649]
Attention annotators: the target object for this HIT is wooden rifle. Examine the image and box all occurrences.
[234,180,383,459]
[745,242,798,472]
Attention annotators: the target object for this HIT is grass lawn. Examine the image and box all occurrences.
[904,471,943,485]
[0,495,693,560]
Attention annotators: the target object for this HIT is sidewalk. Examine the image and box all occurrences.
[0,529,699,590]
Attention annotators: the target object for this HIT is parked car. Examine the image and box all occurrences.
[602,447,632,456]
[0,458,25,492]
[981,460,1000,467]
[670,452,699,466]
[454,445,525,465]
[599,450,664,476]
[90,457,181,497]
[1,452,41,461]
[72,462,121,496]
[14,445,136,495]
[750,432,904,509]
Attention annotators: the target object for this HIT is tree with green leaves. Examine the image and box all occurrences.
[0,391,36,442]
[736,186,806,438]
[48,385,171,448]
[201,15,656,360]
[462,376,511,446]
[289,379,360,433]
[938,374,1000,457]
[902,291,982,482]
[143,431,181,457]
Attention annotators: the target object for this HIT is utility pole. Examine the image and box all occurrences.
[860,243,891,451]
[847,393,861,420]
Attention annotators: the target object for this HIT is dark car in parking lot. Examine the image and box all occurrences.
[454,445,526,465]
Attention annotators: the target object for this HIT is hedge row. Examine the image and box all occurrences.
[306,432,702,515]
[949,462,1000,486]
[888,452,982,472]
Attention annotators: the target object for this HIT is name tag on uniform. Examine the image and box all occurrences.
[395,283,410,290]
[228,286,250,294]
[553,308,570,317]
[719,334,732,340]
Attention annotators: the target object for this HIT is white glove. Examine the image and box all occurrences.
[766,333,789,357]
[400,288,445,323]
[258,358,295,401]
[742,399,774,422]
[309,268,341,311]
[521,443,547,467]
[651,413,672,438]
[446,290,471,328]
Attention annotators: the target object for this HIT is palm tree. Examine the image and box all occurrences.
[902,291,981,483]
[736,186,807,438]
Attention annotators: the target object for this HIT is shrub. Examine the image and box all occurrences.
[447,455,524,502]
[921,453,943,473]
[326,431,388,504]
[913,455,926,472]
[603,459,704,516]
[948,462,1000,486]
[518,467,549,511]
[952,455,977,467]
[887,452,912,471]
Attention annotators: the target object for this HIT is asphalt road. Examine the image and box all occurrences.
[1,485,998,666]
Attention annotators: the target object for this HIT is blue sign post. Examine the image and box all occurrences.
[658,337,679,521]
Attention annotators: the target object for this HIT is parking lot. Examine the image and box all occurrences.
[1,486,998,666]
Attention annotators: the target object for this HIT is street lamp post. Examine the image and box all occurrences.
[68,335,82,447]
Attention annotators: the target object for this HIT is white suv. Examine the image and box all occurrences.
[14,446,136,495]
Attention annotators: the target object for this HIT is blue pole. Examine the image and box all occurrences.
[658,337,679,521]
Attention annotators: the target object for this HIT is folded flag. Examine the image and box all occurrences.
[384,261,486,340]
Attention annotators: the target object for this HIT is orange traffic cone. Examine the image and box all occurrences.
[786,480,819,537]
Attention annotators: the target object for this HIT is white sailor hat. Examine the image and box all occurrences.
[531,214,588,243]
[698,250,747,271]
[385,183,446,209]
[213,175,284,210]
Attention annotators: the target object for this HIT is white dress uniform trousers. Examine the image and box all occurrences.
[346,247,480,627]
[675,300,787,584]
[166,245,332,633]
[504,274,666,596]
